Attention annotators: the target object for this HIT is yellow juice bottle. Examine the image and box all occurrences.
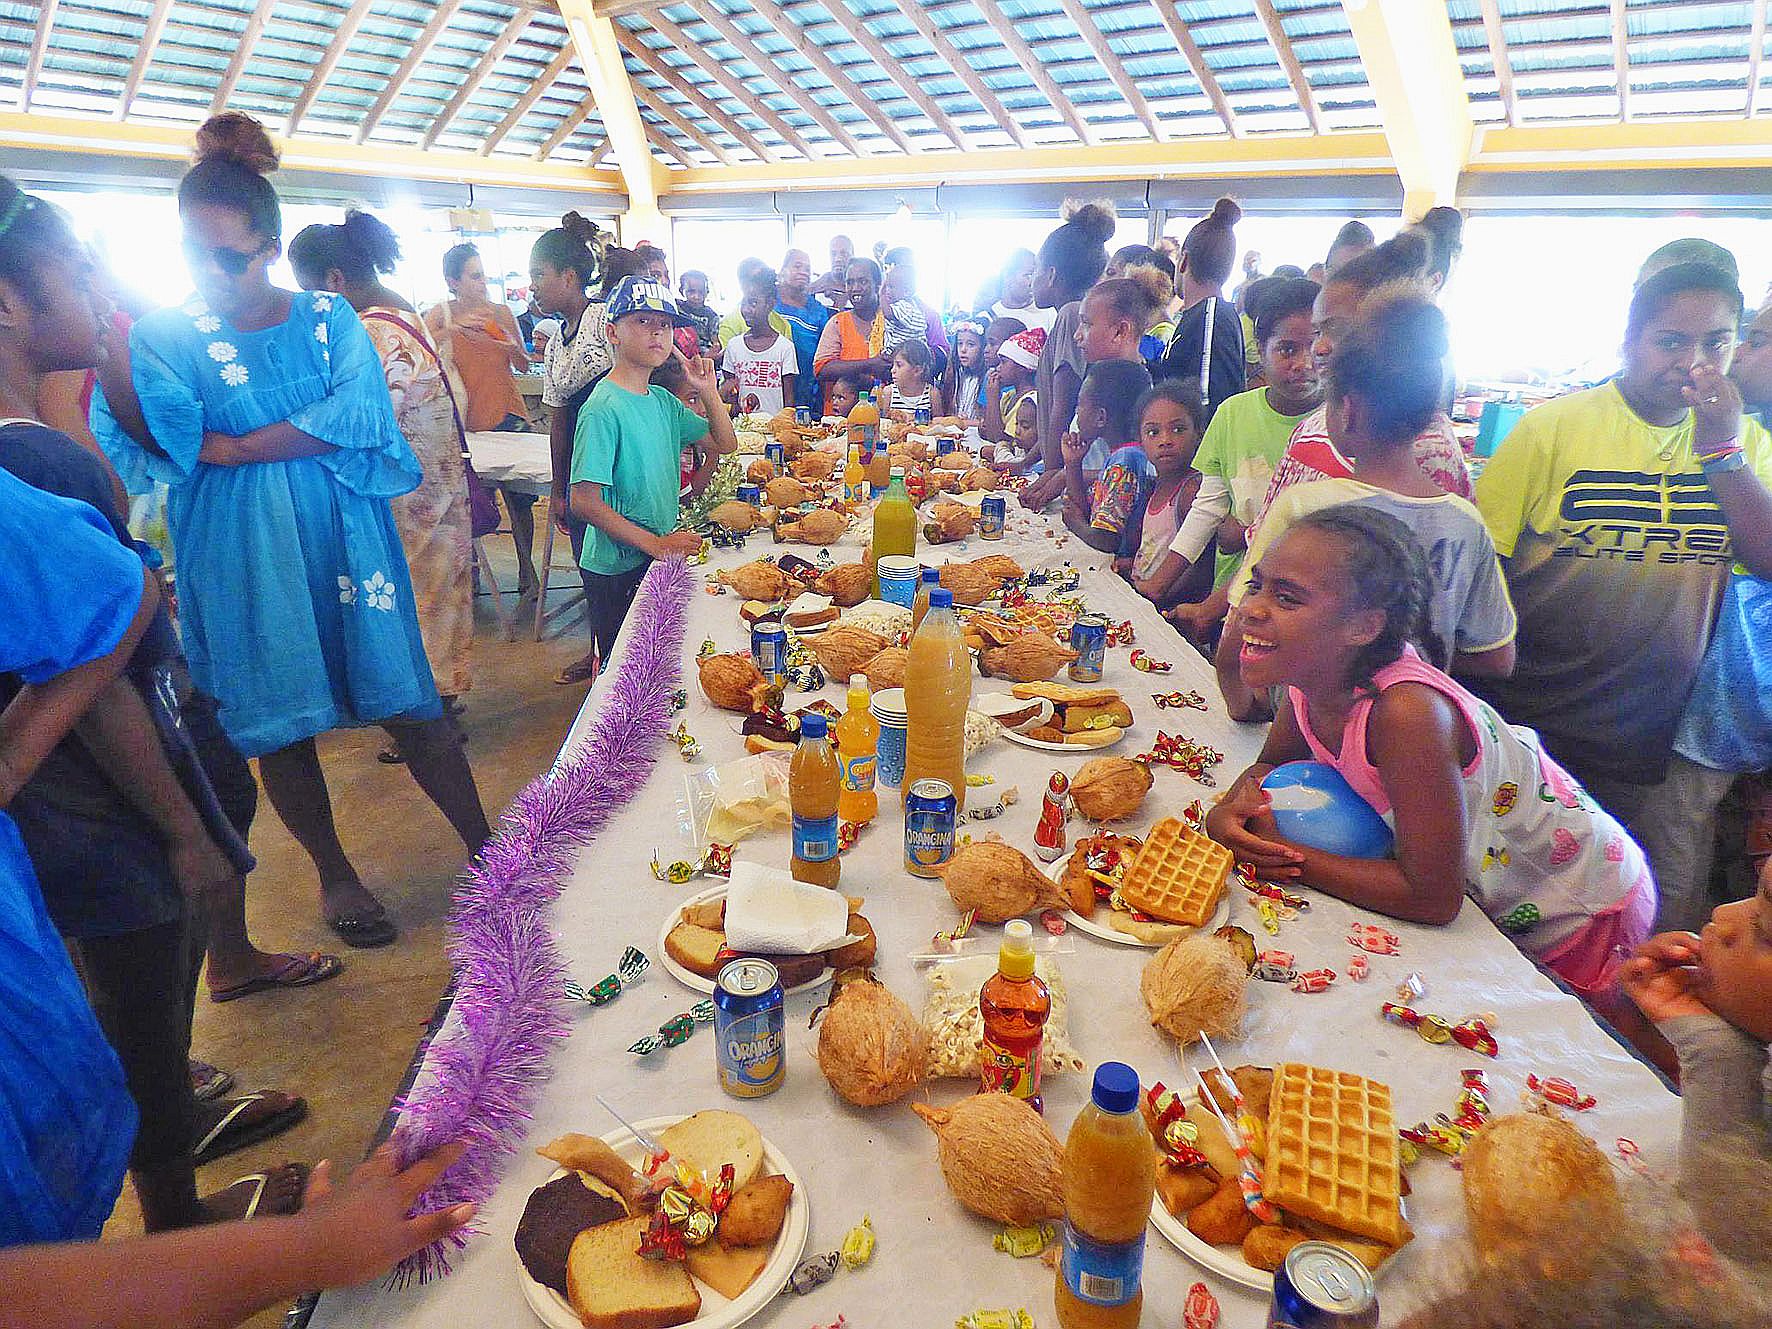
[847,390,880,461]
[870,467,917,596]
[843,444,867,510]
[835,675,879,825]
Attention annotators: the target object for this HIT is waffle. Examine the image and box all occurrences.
[1262,1063,1406,1246]
[1116,818,1230,926]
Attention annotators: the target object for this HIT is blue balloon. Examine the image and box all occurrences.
[1260,761,1394,859]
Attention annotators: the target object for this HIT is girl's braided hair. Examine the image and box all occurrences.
[1289,503,1445,690]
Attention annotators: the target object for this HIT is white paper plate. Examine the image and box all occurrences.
[657,885,835,998]
[1147,1192,1406,1293]
[519,1115,810,1329]
[1000,724,1128,754]
[1042,857,1230,947]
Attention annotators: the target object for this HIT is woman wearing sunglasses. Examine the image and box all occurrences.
[92,113,490,950]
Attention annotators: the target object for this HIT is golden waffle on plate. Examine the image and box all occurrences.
[1263,1064,1406,1246]
[1117,818,1231,926]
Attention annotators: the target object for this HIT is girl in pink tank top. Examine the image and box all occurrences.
[1204,504,1656,1021]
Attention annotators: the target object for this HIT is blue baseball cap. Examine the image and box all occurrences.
[606,275,697,328]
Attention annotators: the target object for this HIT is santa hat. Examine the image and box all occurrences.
[998,326,1046,370]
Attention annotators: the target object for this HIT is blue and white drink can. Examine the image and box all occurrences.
[764,441,786,469]
[736,483,762,506]
[751,620,788,690]
[904,778,957,878]
[979,495,1006,541]
[1269,1242,1378,1329]
[1069,614,1108,683]
[714,958,786,1098]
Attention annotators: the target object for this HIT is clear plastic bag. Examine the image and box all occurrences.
[682,750,791,849]
[915,948,1086,1080]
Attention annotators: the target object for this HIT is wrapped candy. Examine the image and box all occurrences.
[1347,923,1400,954]
[1290,967,1336,993]
[967,786,1020,820]
[628,998,716,1056]
[840,1216,876,1269]
[1452,1016,1499,1058]
[1527,1073,1596,1111]
[564,946,651,1006]
[930,909,978,952]
[1380,1003,1499,1057]
[1129,648,1171,673]
[1145,1083,1210,1168]
[669,722,701,761]
[788,663,827,692]
[1396,971,1426,1002]
[789,1251,841,1294]
[1347,953,1370,982]
[1401,1070,1492,1159]
[955,1311,1034,1329]
[671,688,689,712]
[638,1162,734,1260]
[1457,1067,1492,1122]
[1039,909,1068,936]
[649,843,734,883]
[1105,619,1135,647]
[689,537,711,565]
[798,700,842,723]
[1253,959,1296,983]
[697,638,719,660]
[1184,1282,1220,1329]
[1256,949,1295,970]
[1246,880,1309,910]
[1151,690,1207,711]
[992,1222,1054,1257]
[1255,898,1282,935]
[1136,732,1223,784]
[837,820,863,853]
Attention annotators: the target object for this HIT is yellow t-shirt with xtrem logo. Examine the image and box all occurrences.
[1472,379,1772,784]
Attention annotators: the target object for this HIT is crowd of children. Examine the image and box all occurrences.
[1,102,1769,1326]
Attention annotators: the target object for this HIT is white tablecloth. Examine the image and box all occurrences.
[468,430,552,494]
[309,498,1679,1329]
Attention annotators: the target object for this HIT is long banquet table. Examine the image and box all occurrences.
[307,487,1679,1329]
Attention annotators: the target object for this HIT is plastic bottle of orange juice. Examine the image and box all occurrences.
[910,566,942,635]
[979,918,1050,1111]
[902,587,970,813]
[789,712,841,888]
[847,389,880,462]
[835,675,878,826]
[1055,1062,1157,1329]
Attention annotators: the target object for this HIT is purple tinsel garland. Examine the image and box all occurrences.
[385,556,694,1284]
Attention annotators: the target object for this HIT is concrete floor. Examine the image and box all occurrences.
[101,540,594,1326]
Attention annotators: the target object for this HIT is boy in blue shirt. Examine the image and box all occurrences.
[570,277,736,670]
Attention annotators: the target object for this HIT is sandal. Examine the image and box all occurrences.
[554,651,600,687]
[209,951,344,1003]
[325,900,398,949]
[190,1059,234,1103]
[192,1090,309,1167]
[206,1163,309,1221]
[377,741,406,765]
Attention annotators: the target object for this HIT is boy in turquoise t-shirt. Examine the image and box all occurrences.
[570,277,736,673]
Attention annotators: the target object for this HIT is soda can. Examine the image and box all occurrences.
[1068,614,1109,683]
[713,958,786,1098]
[736,483,762,506]
[795,406,811,427]
[914,406,932,426]
[979,494,1006,541]
[751,620,788,690]
[904,779,957,878]
[764,440,786,469]
[1269,1241,1378,1329]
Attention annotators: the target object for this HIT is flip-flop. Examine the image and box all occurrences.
[209,951,345,1003]
[554,652,600,687]
[325,900,397,949]
[192,1091,309,1167]
[376,743,406,765]
[209,1162,309,1221]
[190,1059,234,1103]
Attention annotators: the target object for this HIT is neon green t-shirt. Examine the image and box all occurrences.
[570,378,710,576]
[1472,380,1772,783]
[1192,387,1312,586]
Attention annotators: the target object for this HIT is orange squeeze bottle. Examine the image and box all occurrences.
[979,919,1050,1111]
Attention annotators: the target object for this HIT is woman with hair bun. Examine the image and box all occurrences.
[93,113,490,949]
[1154,196,1247,419]
[289,210,474,755]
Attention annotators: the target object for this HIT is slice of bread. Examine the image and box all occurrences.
[1061,700,1133,733]
[566,1216,702,1329]
[664,921,728,979]
[684,1240,772,1300]
[783,592,838,630]
[657,1110,765,1190]
[1011,681,1121,706]
[738,600,780,625]
[679,898,726,931]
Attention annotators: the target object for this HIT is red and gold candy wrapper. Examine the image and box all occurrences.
[564,945,651,1006]
[1136,732,1223,784]
[1106,619,1135,647]
[1152,690,1207,711]
[1381,1002,1499,1057]
[1146,1083,1211,1168]
[649,843,734,884]
[1184,1282,1220,1329]
[1129,648,1171,673]
[1400,1068,1492,1158]
[1246,879,1309,911]
[1527,1073,1596,1111]
[638,1161,736,1261]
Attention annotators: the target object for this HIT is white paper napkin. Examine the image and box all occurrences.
[724,860,851,955]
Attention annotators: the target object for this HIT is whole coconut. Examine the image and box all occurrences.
[913,1094,1064,1225]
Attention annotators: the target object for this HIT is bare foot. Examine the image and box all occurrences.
[200,1162,309,1222]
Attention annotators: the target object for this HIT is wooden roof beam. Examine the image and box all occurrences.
[686,4,867,157]
[533,95,604,160]
[285,0,375,134]
[806,0,967,150]
[613,28,777,164]
[636,10,822,160]
[969,0,1093,144]
[116,0,175,119]
[1151,2,1239,137]
[1610,0,1631,119]
[22,0,59,111]
[1252,0,1321,133]
[1477,0,1518,126]
[424,10,532,148]
[209,1,274,112]
[878,0,1028,147]
[616,86,734,166]
[559,2,668,238]
[357,0,468,142]
[739,0,914,153]
[479,46,576,155]
[1749,0,1766,116]
[1053,0,1163,139]
[1341,0,1473,215]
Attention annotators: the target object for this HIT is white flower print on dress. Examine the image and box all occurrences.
[360,571,395,612]
[313,322,328,345]
[311,293,333,312]
[207,341,237,363]
[220,363,249,387]
[193,314,221,334]
[337,576,356,605]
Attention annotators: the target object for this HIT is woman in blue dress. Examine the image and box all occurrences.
[93,113,489,948]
